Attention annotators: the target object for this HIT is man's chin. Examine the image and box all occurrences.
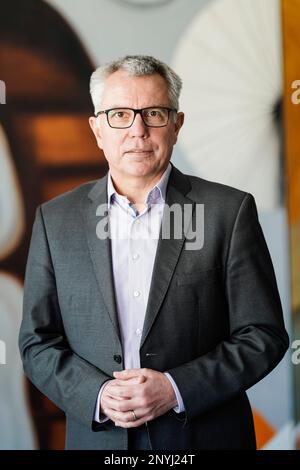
[122,157,155,173]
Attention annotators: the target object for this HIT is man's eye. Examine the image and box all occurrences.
[146,109,161,118]
[110,110,130,119]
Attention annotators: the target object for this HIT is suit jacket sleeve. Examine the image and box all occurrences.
[167,193,289,423]
[19,206,111,431]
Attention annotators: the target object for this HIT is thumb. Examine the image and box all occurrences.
[128,375,146,384]
[113,369,145,381]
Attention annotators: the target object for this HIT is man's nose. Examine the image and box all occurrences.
[129,112,149,138]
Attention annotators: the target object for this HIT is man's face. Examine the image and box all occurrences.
[89,70,184,181]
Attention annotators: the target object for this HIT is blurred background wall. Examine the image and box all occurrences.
[0,0,298,449]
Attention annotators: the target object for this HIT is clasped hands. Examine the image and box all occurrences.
[100,368,178,428]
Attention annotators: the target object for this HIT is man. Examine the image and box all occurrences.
[19,55,289,450]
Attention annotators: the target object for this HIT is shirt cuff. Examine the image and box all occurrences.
[164,372,185,413]
[94,380,113,423]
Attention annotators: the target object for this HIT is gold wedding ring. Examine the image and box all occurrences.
[131,410,137,421]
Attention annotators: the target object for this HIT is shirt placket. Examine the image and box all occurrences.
[128,212,146,369]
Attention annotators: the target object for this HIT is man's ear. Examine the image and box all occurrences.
[173,112,184,144]
[89,116,103,149]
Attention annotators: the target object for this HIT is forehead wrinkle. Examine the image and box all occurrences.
[100,72,170,110]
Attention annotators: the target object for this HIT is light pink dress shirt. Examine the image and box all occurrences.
[94,163,185,423]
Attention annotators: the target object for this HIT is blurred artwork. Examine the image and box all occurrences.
[0,126,25,259]
[172,0,283,210]
[0,274,36,449]
[0,0,296,450]
[281,0,300,448]
[172,0,293,448]
[0,125,36,449]
[0,0,106,448]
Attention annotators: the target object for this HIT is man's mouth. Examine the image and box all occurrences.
[125,149,153,153]
[125,150,153,157]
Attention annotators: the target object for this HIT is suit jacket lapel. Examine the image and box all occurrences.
[79,165,193,349]
[80,174,121,340]
[140,166,194,348]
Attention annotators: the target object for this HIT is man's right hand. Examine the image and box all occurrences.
[100,374,146,418]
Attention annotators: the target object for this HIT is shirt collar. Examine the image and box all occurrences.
[107,162,172,209]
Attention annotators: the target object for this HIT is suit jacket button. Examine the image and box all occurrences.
[114,354,122,364]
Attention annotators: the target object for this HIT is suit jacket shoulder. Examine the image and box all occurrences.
[184,173,248,210]
[169,167,254,234]
[38,165,253,234]
[41,178,103,213]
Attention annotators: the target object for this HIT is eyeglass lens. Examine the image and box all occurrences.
[107,108,170,128]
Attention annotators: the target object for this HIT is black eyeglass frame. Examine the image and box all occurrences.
[95,106,178,128]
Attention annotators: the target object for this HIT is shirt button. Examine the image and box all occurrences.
[133,290,141,298]
[132,253,139,260]
[136,328,142,336]
[113,354,122,364]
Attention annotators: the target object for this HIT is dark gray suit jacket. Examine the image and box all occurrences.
[19,164,289,450]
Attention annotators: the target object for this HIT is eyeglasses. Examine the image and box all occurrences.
[95,106,177,129]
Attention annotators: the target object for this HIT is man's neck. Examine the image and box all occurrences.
[109,168,168,205]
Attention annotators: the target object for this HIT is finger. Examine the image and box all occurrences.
[113,376,145,386]
[115,415,152,428]
[104,394,138,412]
[106,408,148,425]
[129,375,146,384]
[110,388,132,399]
[106,378,145,398]
[106,385,133,400]
[105,381,139,399]
[103,395,141,413]
[103,396,130,411]
[113,369,146,381]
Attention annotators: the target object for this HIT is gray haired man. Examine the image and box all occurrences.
[19,55,289,450]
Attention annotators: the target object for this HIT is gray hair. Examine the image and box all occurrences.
[90,55,182,115]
